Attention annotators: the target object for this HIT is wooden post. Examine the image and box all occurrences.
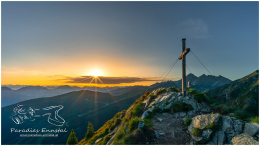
[182,38,186,96]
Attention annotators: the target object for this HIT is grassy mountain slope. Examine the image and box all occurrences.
[207,70,259,119]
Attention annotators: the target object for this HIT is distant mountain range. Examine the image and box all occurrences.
[1,73,234,144]
[1,73,231,107]
[1,85,122,107]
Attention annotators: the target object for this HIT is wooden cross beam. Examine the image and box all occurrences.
[178,38,190,96]
[178,48,190,60]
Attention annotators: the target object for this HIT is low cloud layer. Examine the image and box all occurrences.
[56,76,160,84]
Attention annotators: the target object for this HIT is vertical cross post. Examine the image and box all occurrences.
[182,38,186,96]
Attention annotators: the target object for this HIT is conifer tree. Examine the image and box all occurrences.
[67,129,78,145]
[85,122,94,139]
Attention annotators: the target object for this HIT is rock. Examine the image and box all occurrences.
[154,130,159,138]
[146,142,149,144]
[143,97,152,109]
[208,130,226,145]
[187,110,194,116]
[193,113,220,129]
[141,111,150,119]
[201,129,213,143]
[222,116,234,133]
[244,122,259,136]
[138,121,145,129]
[95,137,103,144]
[173,113,180,118]
[231,133,259,145]
[189,129,213,144]
[201,109,210,113]
[179,112,186,117]
[159,132,165,136]
[233,119,243,135]
[157,118,163,122]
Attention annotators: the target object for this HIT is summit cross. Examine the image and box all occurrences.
[178,38,190,97]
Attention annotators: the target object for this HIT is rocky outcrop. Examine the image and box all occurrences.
[188,114,220,144]
[231,133,259,145]
[193,114,220,129]
[207,130,226,145]
[222,116,245,144]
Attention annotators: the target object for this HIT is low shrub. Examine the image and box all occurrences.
[185,118,192,127]
[215,104,231,114]
[143,119,153,128]
[131,102,143,117]
[156,88,166,95]
[129,117,141,132]
[171,102,193,112]
[114,129,126,140]
[205,123,218,131]
[248,116,259,123]
[150,94,157,99]
[192,128,202,137]
[98,135,111,145]
[144,91,150,97]
[169,87,178,92]
[114,118,122,126]
[235,110,250,121]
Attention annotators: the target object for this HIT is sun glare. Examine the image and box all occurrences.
[90,69,103,77]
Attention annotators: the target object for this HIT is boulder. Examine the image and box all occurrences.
[244,122,259,136]
[201,129,213,143]
[173,113,180,118]
[207,130,226,145]
[233,119,243,135]
[187,110,193,116]
[179,112,186,117]
[222,116,234,133]
[231,133,259,145]
[193,113,220,129]
[189,129,213,144]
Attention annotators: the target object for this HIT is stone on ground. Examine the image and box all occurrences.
[231,133,259,145]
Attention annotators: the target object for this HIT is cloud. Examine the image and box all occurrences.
[55,76,160,84]
[179,19,210,38]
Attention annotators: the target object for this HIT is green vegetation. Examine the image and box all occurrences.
[96,135,111,145]
[85,122,95,139]
[140,91,150,101]
[234,109,250,121]
[143,119,153,128]
[192,128,202,137]
[156,88,167,95]
[169,87,178,92]
[129,117,141,132]
[189,88,211,103]
[248,116,259,123]
[131,102,143,117]
[206,70,259,121]
[185,118,192,127]
[205,123,218,131]
[171,102,193,112]
[66,129,78,145]
[78,110,126,145]
[214,104,235,115]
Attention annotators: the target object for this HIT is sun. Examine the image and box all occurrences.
[90,69,103,77]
